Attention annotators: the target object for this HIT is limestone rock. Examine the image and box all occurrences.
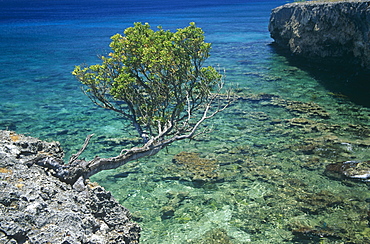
[0,131,140,243]
[269,1,370,69]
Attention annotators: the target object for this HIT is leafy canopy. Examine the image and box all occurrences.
[72,22,224,141]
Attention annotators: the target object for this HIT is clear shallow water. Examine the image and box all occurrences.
[1,0,370,243]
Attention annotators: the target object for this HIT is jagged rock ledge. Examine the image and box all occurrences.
[269,1,370,69]
[0,130,140,244]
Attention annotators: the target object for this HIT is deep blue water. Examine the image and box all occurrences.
[0,0,286,153]
[2,0,370,243]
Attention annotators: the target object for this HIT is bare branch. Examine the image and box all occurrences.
[68,134,94,164]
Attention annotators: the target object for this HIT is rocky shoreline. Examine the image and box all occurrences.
[269,0,370,69]
[0,130,140,244]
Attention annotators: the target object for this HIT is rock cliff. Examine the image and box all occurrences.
[0,131,140,244]
[269,1,370,69]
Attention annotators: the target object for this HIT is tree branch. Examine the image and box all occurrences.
[68,134,94,164]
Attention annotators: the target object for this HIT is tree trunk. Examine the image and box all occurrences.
[33,143,161,185]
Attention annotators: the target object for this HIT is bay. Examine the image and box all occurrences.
[1,0,370,243]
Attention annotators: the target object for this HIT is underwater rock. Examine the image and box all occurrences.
[270,97,330,118]
[346,124,370,137]
[165,151,219,183]
[296,136,351,156]
[0,130,140,244]
[248,111,270,121]
[160,191,190,220]
[244,93,279,102]
[244,72,283,82]
[284,117,323,134]
[189,228,235,244]
[325,160,370,182]
[344,124,370,147]
[244,93,330,118]
[291,225,342,242]
[297,190,343,215]
[160,205,175,220]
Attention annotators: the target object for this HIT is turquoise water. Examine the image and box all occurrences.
[2,0,370,243]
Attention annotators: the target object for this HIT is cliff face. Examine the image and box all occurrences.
[0,131,140,244]
[269,1,370,68]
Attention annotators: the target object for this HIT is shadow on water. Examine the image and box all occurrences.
[270,43,370,108]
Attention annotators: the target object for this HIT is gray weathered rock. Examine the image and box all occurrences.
[269,1,370,69]
[0,131,140,244]
[325,160,370,182]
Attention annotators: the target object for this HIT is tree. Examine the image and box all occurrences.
[37,22,233,186]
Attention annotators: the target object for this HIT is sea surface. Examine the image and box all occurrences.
[1,0,370,243]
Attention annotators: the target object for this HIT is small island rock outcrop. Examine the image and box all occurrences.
[269,1,370,69]
[0,130,140,244]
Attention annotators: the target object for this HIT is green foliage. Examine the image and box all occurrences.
[72,22,223,140]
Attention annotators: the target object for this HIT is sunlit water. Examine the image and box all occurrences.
[1,0,370,243]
